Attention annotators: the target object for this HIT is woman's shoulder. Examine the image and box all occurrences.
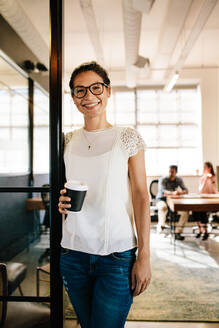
[118,126,146,158]
[64,128,82,147]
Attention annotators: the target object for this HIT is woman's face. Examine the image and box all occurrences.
[72,71,111,119]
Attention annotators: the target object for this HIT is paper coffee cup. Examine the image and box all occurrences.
[64,180,88,212]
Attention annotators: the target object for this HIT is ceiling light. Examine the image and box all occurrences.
[164,71,179,92]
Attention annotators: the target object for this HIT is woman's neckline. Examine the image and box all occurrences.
[83,126,115,133]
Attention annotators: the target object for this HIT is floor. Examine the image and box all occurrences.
[64,320,219,328]
[10,224,219,327]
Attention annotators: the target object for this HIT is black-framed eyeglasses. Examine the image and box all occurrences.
[72,82,108,98]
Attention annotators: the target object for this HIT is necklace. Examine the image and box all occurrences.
[82,126,114,150]
[82,130,101,150]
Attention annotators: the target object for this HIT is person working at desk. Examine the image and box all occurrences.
[156,165,189,240]
[193,161,217,240]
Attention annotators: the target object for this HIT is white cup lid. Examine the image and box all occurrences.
[65,180,88,191]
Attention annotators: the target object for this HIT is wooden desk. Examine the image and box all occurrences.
[167,195,219,212]
[26,197,45,211]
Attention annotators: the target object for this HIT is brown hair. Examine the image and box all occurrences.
[69,61,110,94]
[204,161,215,176]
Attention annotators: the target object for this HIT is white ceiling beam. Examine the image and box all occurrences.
[151,0,193,81]
[164,0,218,91]
[0,0,49,68]
[175,0,218,71]
[79,0,105,66]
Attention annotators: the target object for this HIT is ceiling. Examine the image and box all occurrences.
[0,54,28,88]
[1,0,219,90]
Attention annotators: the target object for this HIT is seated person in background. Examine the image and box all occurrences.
[156,165,189,240]
[193,161,217,241]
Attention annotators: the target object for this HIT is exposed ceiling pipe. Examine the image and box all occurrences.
[122,0,153,88]
[122,0,142,88]
[164,0,218,91]
[132,0,156,13]
[79,0,105,66]
[0,0,49,69]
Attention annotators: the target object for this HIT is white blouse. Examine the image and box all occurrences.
[61,126,146,255]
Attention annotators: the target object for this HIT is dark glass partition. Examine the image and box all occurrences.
[0,1,63,326]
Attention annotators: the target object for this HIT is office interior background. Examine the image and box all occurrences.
[0,0,219,327]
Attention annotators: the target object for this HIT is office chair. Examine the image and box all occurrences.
[149,179,172,227]
[150,179,176,236]
[6,262,27,296]
[0,263,50,328]
[149,179,159,219]
[36,264,50,297]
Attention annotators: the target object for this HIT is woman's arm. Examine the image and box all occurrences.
[211,176,217,193]
[199,175,217,193]
[199,175,208,193]
[128,149,151,297]
[210,175,217,194]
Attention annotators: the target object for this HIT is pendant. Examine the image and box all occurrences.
[88,145,91,150]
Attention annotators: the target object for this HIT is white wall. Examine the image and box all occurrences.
[181,68,219,166]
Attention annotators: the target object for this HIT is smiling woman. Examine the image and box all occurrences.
[70,67,111,126]
[58,61,151,328]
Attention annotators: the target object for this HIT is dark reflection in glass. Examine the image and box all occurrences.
[0,190,50,298]
[0,52,50,299]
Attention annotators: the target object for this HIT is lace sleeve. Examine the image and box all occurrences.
[120,127,146,158]
[64,131,74,147]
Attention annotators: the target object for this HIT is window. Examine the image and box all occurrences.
[63,86,202,176]
[0,56,29,173]
[33,86,49,173]
[137,88,202,175]
[112,91,135,125]
[64,93,84,133]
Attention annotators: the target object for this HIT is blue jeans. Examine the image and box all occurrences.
[60,247,137,328]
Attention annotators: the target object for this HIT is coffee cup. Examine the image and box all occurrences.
[64,180,88,212]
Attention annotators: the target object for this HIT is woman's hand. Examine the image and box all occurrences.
[58,189,71,214]
[131,256,151,297]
